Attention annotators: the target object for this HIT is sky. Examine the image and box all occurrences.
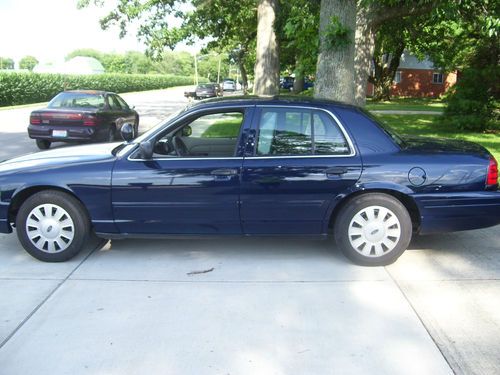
[0,0,198,65]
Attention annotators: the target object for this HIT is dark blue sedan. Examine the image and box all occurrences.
[1,97,499,265]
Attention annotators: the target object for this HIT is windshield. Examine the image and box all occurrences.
[48,92,105,109]
[133,107,187,143]
[360,109,406,147]
[197,84,215,89]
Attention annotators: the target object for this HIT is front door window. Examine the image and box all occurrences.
[153,111,244,158]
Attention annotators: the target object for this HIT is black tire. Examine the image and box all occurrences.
[36,139,51,150]
[334,193,412,266]
[16,190,91,262]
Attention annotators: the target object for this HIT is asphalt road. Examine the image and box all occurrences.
[0,87,499,374]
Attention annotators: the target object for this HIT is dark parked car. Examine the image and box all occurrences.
[280,76,314,91]
[195,83,222,99]
[1,97,499,265]
[28,90,139,150]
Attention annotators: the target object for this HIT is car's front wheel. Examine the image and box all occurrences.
[334,193,412,266]
[36,139,51,150]
[16,190,91,262]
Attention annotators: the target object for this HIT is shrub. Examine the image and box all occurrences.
[441,67,499,132]
[0,72,199,106]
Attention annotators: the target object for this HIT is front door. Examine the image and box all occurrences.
[111,107,252,235]
[240,106,362,235]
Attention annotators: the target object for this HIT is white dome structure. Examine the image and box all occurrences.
[60,56,105,75]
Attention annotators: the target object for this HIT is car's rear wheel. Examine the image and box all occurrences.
[334,193,412,266]
[16,190,91,262]
[36,139,51,150]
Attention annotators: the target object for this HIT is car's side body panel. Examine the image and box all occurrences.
[0,144,118,234]
[110,105,255,235]
[1,97,499,239]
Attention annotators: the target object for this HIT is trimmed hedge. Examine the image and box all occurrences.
[0,72,199,107]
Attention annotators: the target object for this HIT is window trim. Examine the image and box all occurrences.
[247,105,356,159]
[394,71,402,84]
[127,106,251,161]
[432,72,444,84]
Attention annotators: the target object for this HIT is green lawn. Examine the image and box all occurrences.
[365,97,445,112]
[374,114,500,160]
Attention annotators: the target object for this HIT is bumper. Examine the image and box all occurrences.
[414,191,500,234]
[0,202,11,234]
[28,125,106,142]
[195,93,217,99]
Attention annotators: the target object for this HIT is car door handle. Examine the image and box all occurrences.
[325,167,349,176]
[211,168,238,176]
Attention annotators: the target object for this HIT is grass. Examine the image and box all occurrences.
[366,97,445,112]
[201,118,242,138]
[374,114,500,160]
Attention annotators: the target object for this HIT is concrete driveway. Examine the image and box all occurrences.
[0,88,499,374]
[0,225,499,375]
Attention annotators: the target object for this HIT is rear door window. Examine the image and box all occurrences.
[255,108,350,156]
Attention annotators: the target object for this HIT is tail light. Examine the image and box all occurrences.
[30,114,41,125]
[83,114,98,126]
[487,156,498,186]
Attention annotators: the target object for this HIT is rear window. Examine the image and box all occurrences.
[48,93,106,109]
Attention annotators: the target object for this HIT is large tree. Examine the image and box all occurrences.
[19,56,39,71]
[315,0,439,105]
[253,0,280,95]
[78,0,257,91]
[315,0,357,103]
[0,57,15,70]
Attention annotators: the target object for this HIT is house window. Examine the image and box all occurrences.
[394,71,402,84]
[433,73,444,84]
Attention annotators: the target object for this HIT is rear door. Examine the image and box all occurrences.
[240,106,362,235]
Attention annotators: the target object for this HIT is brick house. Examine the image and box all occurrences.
[367,52,457,98]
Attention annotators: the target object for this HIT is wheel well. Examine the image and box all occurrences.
[328,189,421,233]
[8,186,89,225]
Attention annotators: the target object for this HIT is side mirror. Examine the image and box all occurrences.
[139,140,154,159]
[121,123,135,142]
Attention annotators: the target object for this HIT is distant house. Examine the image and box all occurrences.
[367,52,457,98]
[33,56,105,75]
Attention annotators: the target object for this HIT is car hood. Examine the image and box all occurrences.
[0,142,121,173]
[402,136,490,157]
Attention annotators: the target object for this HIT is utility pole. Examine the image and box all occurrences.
[194,53,198,85]
[217,54,221,84]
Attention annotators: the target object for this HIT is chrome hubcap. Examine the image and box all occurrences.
[348,205,401,257]
[26,204,74,253]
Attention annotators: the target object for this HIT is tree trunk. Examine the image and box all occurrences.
[371,43,404,101]
[293,60,305,93]
[253,0,280,96]
[353,3,375,107]
[314,0,357,105]
[239,60,249,94]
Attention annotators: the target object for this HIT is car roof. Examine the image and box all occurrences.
[190,95,360,111]
[63,90,115,95]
